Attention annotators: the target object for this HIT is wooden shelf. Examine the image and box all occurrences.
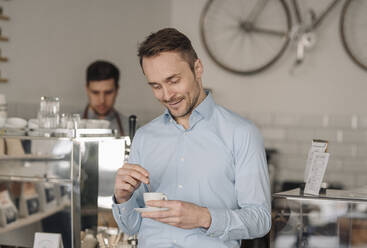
[0,15,9,21]
[0,57,8,62]
[0,36,9,42]
[0,78,8,83]
[0,202,70,234]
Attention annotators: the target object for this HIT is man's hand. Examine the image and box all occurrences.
[141,200,211,229]
[114,163,149,204]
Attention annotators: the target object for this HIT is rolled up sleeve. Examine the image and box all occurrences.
[112,191,144,236]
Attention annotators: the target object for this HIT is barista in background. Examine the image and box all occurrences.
[84,60,128,135]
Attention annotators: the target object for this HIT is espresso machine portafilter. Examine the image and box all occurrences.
[128,115,137,141]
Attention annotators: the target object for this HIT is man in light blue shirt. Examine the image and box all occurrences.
[112,28,271,247]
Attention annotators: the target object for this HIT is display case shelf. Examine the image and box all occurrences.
[0,202,70,234]
[0,133,128,247]
[0,154,65,161]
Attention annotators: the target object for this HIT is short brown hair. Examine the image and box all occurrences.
[86,60,119,88]
[138,28,198,72]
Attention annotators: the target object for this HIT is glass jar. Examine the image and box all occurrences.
[38,96,60,129]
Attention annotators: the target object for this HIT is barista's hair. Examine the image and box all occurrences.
[137,28,198,73]
[86,60,120,88]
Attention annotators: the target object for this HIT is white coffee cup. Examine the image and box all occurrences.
[143,192,168,206]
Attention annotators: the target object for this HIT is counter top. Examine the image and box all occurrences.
[274,188,367,202]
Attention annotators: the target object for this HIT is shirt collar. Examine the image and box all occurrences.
[163,90,215,123]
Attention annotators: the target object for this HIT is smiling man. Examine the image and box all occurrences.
[112,28,271,247]
[83,60,128,135]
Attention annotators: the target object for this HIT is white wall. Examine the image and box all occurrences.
[1,0,366,120]
[171,0,367,116]
[1,0,171,123]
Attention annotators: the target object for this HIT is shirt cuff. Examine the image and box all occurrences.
[111,194,138,216]
[204,208,228,238]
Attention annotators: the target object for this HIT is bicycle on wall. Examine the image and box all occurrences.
[200,0,367,75]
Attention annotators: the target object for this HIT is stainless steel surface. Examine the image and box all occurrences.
[274,188,367,203]
[1,127,114,138]
[0,129,128,247]
[272,188,367,248]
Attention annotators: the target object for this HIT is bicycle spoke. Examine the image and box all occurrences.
[226,29,248,68]
[246,0,269,24]
[210,1,242,23]
[240,0,257,22]
[252,32,283,60]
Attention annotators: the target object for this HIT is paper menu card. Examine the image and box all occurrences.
[304,152,330,195]
[304,140,328,182]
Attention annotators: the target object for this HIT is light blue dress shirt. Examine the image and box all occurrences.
[112,93,271,248]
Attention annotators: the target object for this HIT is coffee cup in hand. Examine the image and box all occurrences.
[143,192,167,208]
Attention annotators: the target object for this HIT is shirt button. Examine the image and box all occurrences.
[178,185,183,189]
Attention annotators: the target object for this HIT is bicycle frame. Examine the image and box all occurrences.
[289,0,342,66]
[200,0,365,75]
[291,0,342,32]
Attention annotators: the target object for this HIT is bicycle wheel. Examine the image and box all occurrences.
[200,0,292,75]
[340,0,367,71]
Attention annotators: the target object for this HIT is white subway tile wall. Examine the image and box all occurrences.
[251,113,367,190]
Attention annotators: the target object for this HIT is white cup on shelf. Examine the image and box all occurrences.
[4,117,27,129]
[0,117,5,128]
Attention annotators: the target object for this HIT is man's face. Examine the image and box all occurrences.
[86,79,118,117]
[142,51,205,120]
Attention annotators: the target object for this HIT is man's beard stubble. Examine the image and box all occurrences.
[167,80,201,119]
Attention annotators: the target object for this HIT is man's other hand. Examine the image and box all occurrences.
[114,163,149,203]
[141,200,212,229]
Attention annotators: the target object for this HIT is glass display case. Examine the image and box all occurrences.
[271,188,367,248]
[0,128,127,247]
